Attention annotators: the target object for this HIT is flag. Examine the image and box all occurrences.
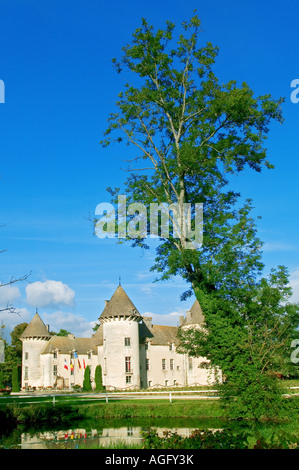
[70,362,74,371]
[78,359,82,369]
[74,352,78,359]
[64,359,68,370]
[83,359,86,369]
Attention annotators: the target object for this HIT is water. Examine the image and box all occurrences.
[1,417,298,449]
[20,425,201,449]
[0,417,224,449]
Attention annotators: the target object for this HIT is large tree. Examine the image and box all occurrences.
[100,14,282,295]
[98,14,299,418]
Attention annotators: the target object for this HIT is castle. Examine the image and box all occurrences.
[20,285,220,390]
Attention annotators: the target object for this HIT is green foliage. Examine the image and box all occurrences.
[0,370,4,389]
[100,13,283,276]
[0,323,27,387]
[143,428,249,449]
[99,12,285,303]
[83,366,92,392]
[100,13,298,420]
[50,329,72,336]
[11,366,20,393]
[142,428,299,449]
[95,365,103,391]
[178,266,299,419]
[10,323,28,356]
[1,403,84,428]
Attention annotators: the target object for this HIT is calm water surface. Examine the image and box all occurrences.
[1,417,298,449]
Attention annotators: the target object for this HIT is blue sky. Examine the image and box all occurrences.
[0,0,299,339]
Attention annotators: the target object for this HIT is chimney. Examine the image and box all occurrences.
[179,316,185,326]
[143,316,152,329]
[105,300,109,307]
[186,310,191,324]
[46,324,50,332]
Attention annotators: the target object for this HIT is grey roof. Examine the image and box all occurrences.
[148,325,179,345]
[20,313,52,339]
[181,300,205,326]
[41,336,98,355]
[138,317,179,346]
[99,285,141,320]
[91,323,103,345]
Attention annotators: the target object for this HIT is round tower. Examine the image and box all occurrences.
[99,285,142,390]
[20,312,52,390]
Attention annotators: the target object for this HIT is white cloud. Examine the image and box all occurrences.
[0,285,21,306]
[142,308,189,327]
[26,280,75,308]
[41,311,95,337]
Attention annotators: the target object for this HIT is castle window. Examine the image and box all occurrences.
[53,351,57,359]
[162,359,166,370]
[24,367,28,380]
[169,343,173,351]
[165,380,169,386]
[53,365,57,376]
[125,356,132,373]
[146,359,150,370]
[25,352,28,360]
[188,358,193,370]
[125,337,131,347]
[170,359,174,370]
[126,375,132,384]
[88,352,92,360]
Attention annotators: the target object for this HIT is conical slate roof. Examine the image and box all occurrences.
[20,313,52,339]
[181,299,205,326]
[99,285,141,320]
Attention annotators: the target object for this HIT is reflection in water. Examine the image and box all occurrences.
[20,426,210,449]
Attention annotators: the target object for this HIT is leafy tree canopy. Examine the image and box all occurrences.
[99,13,298,419]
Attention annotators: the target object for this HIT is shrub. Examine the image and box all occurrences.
[95,365,103,391]
[142,428,249,449]
[83,366,92,392]
[11,366,20,393]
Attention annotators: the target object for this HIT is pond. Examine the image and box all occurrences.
[0,416,223,449]
[1,416,298,449]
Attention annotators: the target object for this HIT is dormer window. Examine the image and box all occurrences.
[125,337,131,347]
